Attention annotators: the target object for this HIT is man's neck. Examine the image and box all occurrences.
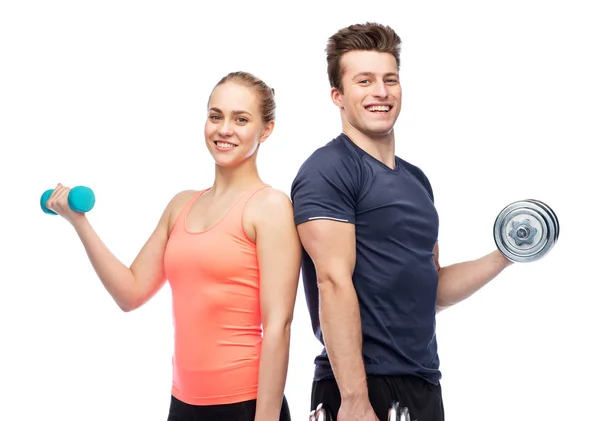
[343,125,396,170]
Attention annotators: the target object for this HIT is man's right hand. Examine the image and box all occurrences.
[337,396,380,421]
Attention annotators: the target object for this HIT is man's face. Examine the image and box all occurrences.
[332,50,402,139]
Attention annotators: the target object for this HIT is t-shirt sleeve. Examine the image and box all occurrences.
[420,172,435,203]
[291,150,359,226]
[407,163,435,204]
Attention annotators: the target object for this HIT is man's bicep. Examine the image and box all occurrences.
[297,219,356,285]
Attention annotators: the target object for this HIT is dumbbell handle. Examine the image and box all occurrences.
[40,185,96,215]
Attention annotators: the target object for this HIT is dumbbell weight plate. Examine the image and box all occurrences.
[493,200,557,263]
[40,189,57,215]
[388,402,412,421]
[525,199,559,243]
[523,200,559,247]
[315,409,327,421]
[311,403,329,421]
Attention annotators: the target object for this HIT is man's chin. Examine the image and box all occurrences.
[364,124,395,138]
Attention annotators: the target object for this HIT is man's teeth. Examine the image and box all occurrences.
[216,141,236,149]
[366,105,390,112]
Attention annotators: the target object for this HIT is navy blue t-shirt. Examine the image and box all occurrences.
[291,133,441,385]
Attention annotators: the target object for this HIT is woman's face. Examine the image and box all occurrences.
[204,81,273,167]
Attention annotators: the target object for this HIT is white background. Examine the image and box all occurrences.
[1,0,599,420]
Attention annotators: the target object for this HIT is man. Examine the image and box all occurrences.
[290,22,512,421]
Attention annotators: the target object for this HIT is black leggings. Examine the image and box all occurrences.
[167,395,292,421]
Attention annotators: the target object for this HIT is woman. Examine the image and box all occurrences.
[45,71,301,421]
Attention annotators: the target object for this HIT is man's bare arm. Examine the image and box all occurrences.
[297,220,368,400]
[434,242,513,312]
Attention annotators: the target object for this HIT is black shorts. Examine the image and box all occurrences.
[167,395,292,421]
[311,375,444,421]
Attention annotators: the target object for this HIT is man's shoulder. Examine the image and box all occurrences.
[397,155,424,174]
[291,134,364,202]
[397,156,434,199]
[299,134,361,171]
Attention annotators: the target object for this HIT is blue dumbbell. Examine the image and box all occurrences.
[40,186,96,215]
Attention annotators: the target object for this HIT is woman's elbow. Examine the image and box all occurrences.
[118,299,140,313]
[263,318,293,339]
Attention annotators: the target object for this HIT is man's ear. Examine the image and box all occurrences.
[331,87,344,109]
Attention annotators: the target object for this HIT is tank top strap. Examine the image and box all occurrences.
[239,183,272,208]
[170,188,210,234]
[221,184,272,230]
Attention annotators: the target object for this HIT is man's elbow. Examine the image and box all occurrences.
[435,294,454,313]
[435,304,449,314]
[316,269,353,290]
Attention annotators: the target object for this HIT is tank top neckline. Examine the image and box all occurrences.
[183,183,268,235]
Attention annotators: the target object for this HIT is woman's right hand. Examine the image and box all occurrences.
[45,183,87,226]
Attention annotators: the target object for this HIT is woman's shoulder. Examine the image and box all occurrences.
[245,186,293,223]
[250,186,291,207]
[168,189,205,209]
[165,189,208,233]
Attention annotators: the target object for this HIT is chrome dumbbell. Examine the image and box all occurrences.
[493,199,560,263]
[388,401,414,421]
[308,403,330,421]
[309,402,414,421]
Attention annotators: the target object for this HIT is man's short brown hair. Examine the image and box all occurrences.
[326,22,402,93]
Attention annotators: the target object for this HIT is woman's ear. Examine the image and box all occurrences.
[259,120,275,143]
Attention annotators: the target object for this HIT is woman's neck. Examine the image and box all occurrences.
[210,157,262,196]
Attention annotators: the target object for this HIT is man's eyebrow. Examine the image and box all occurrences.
[353,72,375,79]
[352,72,399,79]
